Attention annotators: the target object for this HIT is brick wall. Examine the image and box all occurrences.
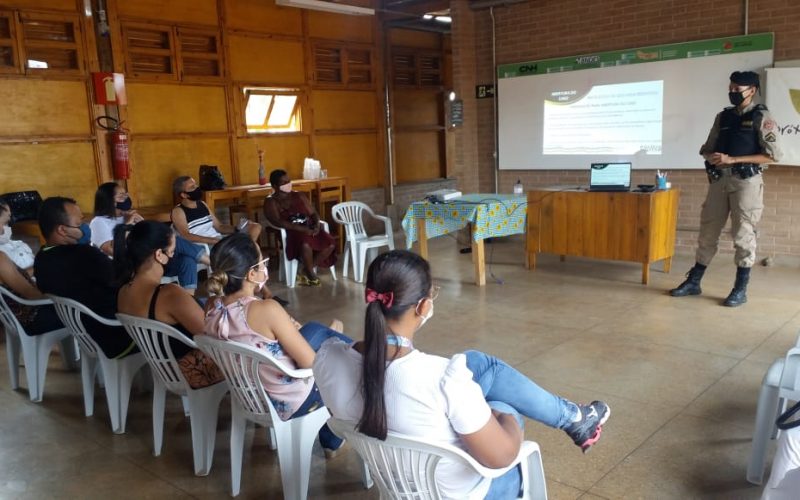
[452,0,800,264]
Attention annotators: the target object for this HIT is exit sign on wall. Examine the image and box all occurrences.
[476,84,495,99]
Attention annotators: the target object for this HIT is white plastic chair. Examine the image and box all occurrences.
[48,295,148,434]
[328,418,548,500]
[747,342,800,484]
[195,335,330,499]
[331,201,394,282]
[261,218,337,288]
[116,314,229,476]
[0,287,75,402]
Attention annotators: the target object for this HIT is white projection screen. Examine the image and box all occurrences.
[498,34,774,170]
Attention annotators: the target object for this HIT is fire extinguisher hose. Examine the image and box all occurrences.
[95,115,126,132]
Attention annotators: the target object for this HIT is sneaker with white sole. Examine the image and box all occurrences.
[563,400,610,453]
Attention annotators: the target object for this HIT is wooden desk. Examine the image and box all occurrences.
[526,188,679,284]
[202,177,349,216]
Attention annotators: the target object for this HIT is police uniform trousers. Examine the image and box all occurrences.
[696,168,763,268]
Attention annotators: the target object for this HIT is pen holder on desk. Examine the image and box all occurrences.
[656,176,667,190]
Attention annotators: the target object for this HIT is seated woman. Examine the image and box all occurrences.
[114,221,223,389]
[263,169,336,286]
[204,233,347,455]
[0,250,62,335]
[92,182,209,295]
[313,250,611,499]
[0,198,35,274]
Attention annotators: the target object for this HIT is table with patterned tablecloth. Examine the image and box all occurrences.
[401,194,527,285]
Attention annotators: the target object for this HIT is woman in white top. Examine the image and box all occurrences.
[90,182,143,256]
[313,250,611,499]
[90,182,208,295]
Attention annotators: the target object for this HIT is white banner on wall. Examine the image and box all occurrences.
[766,67,800,166]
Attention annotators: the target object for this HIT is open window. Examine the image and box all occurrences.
[243,87,302,134]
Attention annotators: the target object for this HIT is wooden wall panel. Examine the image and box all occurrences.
[393,90,441,128]
[0,80,90,136]
[130,138,231,206]
[126,83,228,134]
[307,12,372,43]
[315,133,378,189]
[0,0,76,11]
[236,136,310,184]
[223,0,302,36]
[389,29,440,49]
[313,90,376,130]
[394,131,443,183]
[228,35,305,84]
[0,143,96,209]
[116,0,218,25]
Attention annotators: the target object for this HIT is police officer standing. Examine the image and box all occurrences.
[670,71,782,307]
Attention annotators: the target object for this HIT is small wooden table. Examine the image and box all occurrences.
[202,177,350,216]
[526,188,680,284]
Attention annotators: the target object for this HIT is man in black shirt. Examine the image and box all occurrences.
[34,197,136,358]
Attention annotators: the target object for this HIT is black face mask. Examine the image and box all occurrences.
[728,90,748,106]
[186,188,203,201]
[116,198,133,211]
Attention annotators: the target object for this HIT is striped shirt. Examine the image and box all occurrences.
[177,202,221,239]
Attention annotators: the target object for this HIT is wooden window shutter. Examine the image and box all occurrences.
[19,12,83,74]
[123,23,176,79]
[0,11,19,73]
[178,28,222,80]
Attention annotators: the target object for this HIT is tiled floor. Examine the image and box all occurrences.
[1,235,798,499]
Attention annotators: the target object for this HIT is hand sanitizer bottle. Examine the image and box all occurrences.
[513,179,524,195]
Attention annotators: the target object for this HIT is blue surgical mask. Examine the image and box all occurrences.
[67,223,92,245]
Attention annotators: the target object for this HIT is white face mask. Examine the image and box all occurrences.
[418,301,434,328]
[250,268,268,292]
[279,182,293,193]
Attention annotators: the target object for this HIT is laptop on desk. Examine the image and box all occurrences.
[589,162,632,192]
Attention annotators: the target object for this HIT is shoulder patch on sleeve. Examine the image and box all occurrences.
[765,131,777,143]
[762,118,776,131]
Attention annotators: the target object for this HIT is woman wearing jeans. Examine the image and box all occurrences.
[203,233,348,456]
[313,250,611,499]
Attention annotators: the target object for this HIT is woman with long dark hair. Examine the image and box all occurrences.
[114,221,222,388]
[93,182,209,295]
[313,250,611,499]
[203,233,347,455]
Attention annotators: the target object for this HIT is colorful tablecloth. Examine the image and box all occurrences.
[401,194,527,249]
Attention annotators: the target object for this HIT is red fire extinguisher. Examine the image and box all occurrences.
[96,116,130,180]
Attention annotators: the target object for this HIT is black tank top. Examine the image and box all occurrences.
[148,284,193,359]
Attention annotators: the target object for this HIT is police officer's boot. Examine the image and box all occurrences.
[723,267,750,307]
[669,263,706,297]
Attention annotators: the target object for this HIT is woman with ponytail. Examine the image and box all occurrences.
[203,233,348,456]
[313,250,611,499]
[115,221,222,388]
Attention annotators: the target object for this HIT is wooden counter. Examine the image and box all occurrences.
[526,188,680,284]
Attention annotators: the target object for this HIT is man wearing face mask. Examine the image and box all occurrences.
[670,71,783,307]
[171,176,262,247]
[34,197,137,358]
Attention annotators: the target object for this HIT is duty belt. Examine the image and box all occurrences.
[705,161,762,181]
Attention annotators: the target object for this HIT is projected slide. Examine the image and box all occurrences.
[543,80,663,155]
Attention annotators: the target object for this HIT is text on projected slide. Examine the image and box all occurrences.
[543,80,664,155]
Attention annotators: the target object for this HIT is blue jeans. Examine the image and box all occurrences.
[465,350,578,429]
[465,351,576,498]
[164,236,204,290]
[289,321,352,450]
